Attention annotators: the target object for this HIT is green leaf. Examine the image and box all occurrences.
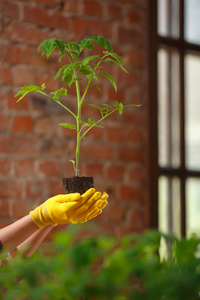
[50,88,67,101]
[89,104,103,112]
[62,72,73,87]
[38,38,66,59]
[58,123,76,130]
[98,71,117,92]
[92,35,113,52]
[79,66,93,76]
[70,78,85,86]
[89,84,101,91]
[80,38,93,51]
[114,101,124,114]
[105,58,129,74]
[88,118,96,123]
[15,83,46,102]
[82,55,100,66]
[109,52,124,65]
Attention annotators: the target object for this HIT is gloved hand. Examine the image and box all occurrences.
[30,188,108,229]
[78,191,109,223]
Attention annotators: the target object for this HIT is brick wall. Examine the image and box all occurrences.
[0,0,149,237]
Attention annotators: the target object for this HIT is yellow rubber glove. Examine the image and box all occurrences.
[79,191,109,223]
[30,188,104,229]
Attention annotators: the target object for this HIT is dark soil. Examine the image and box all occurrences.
[62,176,94,195]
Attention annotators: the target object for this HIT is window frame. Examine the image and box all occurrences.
[148,0,200,236]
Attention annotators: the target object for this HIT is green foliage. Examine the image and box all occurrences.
[1,229,200,299]
[15,35,140,176]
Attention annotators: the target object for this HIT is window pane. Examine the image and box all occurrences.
[158,0,179,38]
[184,0,200,45]
[185,53,200,170]
[159,176,181,237]
[158,48,180,167]
[186,178,200,237]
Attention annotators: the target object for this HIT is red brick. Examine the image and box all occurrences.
[64,0,80,13]
[46,181,64,196]
[0,114,10,132]
[37,72,59,92]
[7,92,29,111]
[0,136,39,155]
[83,0,103,16]
[25,28,49,46]
[38,160,60,177]
[127,128,142,144]
[118,26,143,46]
[22,5,69,30]
[86,127,104,140]
[0,158,10,174]
[106,164,125,181]
[11,200,28,219]
[22,47,51,68]
[106,203,124,222]
[107,85,125,102]
[34,0,55,6]
[0,200,9,218]
[0,43,21,65]
[118,146,142,162]
[118,184,142,202]
[2,22,27,43]
[106,3,122,20]
[0,179,21,198]
[12,115,34,134]
[71,18,112,37]
[14,159,35,176]
[81,143,113,160]
[12,66,36,86]
[34,117,57,135]
[129,164,142,181]
[25,180,46,199]
[126,208,143,230]
[106,126,124,142]
[1,0,19,20]
[85,163,103,178]
[127,49,144,69]
[0,66,11,85]
[127,9,143,25]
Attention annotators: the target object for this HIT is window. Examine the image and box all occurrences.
[149,0,200,237]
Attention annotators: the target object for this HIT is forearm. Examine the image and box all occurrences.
[0,215,39,252]
[17,225,53,257]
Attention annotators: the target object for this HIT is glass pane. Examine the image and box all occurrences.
[159,176,181,237]
[158,48,180,168]
[184,0,200,45]
[158,0,179,38]
[186,178,200,237]
[185,54,200,170]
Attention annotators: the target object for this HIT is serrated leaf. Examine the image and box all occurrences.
[102,104,113,110]
[38,38,66,59]
[82,55,100,66]
[79,66,93,76]
[109,52,124,65]
[80,38,93,51]
[88,118,96,123]
[50,88,67,101]
[59,123,76,130]
[98,71,117,92]
[105,58,129,74]
[15,84,46,102]
[70,78,85,86]
[114,101,124,114]
[62,72,73,87]
[92,35,113,52]
[89,104,103,111]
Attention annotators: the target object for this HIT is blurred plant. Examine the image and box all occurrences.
[1,227,200,299]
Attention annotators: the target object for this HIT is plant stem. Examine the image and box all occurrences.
[74,71,81,177]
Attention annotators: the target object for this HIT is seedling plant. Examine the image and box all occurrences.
[15,35,139,176]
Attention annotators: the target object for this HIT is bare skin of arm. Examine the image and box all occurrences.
[17,225,53,257]
[0,215,46,253]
